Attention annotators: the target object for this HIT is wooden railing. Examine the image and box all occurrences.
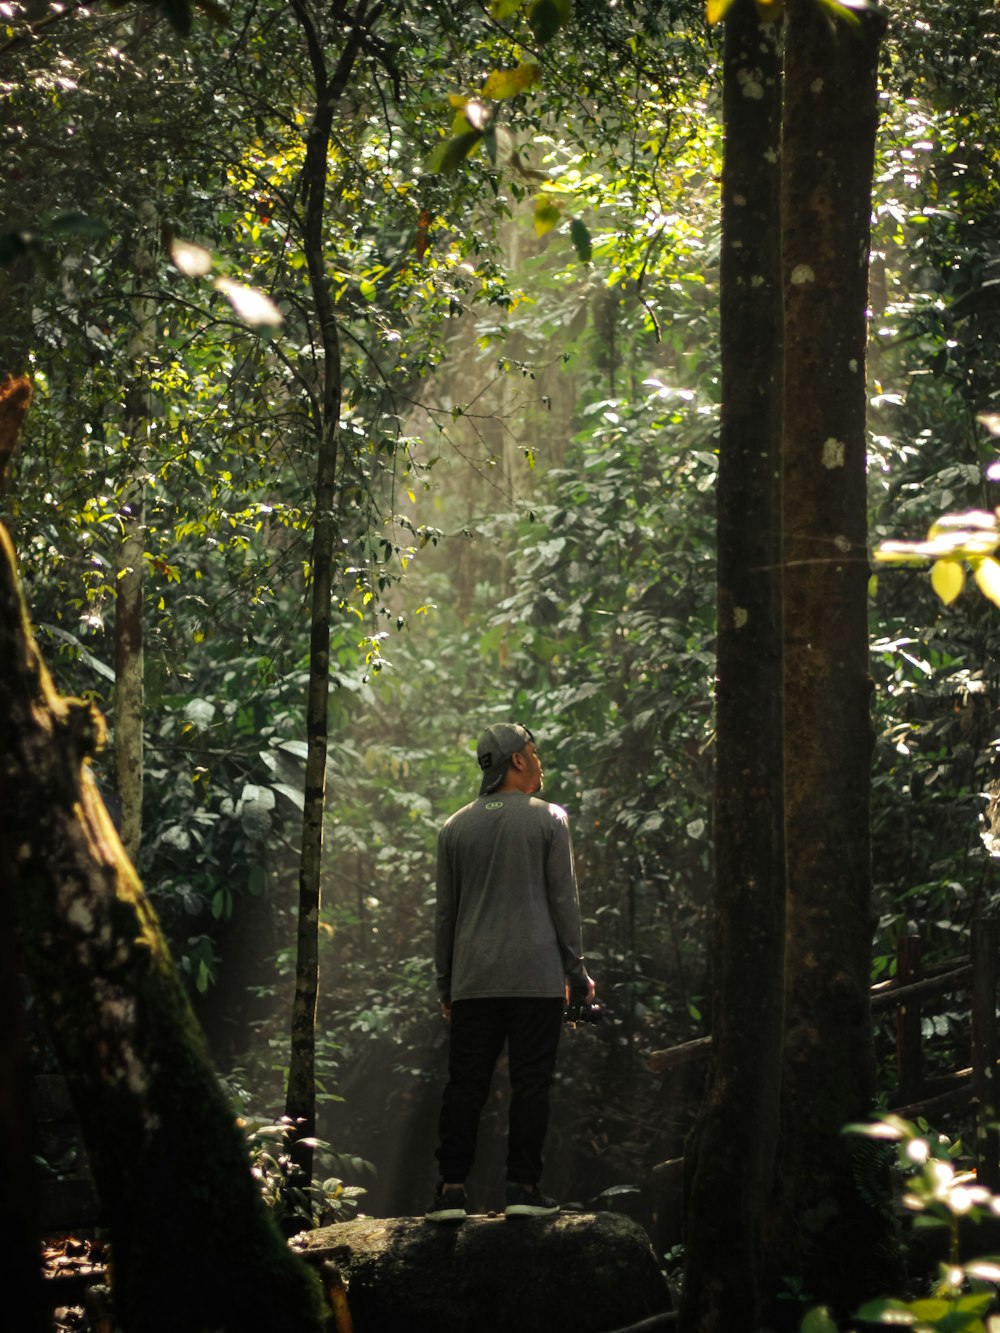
[648,917,1000,1188]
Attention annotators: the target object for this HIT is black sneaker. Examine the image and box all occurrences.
[425,1183,467,1223]
[504,1183,560,1218]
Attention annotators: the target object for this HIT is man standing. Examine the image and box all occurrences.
[426,722,596,1222]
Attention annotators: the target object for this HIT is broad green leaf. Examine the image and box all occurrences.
[974,557,1000,608]
[528,0,571,43]
[570,217,592,262]
[931,559,965,605]
[534,195,562,236]
[706,0,738,22]
[800,1308,839,1333]
[425,129,483,173]
[482,62,542,99]
[214,277,283,326]
[490,0,524,15]
[854,1297,916,1322]
[48,211,109,238]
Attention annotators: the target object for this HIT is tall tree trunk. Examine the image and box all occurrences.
[284,0,376,1178]
[679,5,784,1329]
[114,199,158,861]
[0,393,328,1333]
[776,0,898,1313]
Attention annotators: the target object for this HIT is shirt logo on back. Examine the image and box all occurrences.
[485,801,504,810]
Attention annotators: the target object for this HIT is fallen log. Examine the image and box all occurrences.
[292,1212,671,1333]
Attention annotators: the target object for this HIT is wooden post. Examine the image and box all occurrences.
[896,927,923,1106]
[971,917,1000,1191]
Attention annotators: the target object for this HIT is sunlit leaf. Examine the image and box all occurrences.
[214,277,283,326]
[482,62,542,99]
[874,541,932,566]
[706,0,738,23]
[854,1297,916,1322]
[490,0,524,15]
[464,99,492,130]
[534,195,562,236]
[931,559,965,606]
[816,0,864,24]
[425,129,483,173]
[974,557,1000,608]
[843,1117,910,1140]
[927,509,996,539]
[979,414,1000,438]
[966,1260,1000,1281]
[170,238,214,277]
[570,217,592,262]
[800,1308,839,1333]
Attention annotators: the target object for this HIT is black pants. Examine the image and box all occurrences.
[436,996,564,1186]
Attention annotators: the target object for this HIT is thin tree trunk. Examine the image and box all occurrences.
[679,5,784,1329]
[776,0,899,1311]
[114,199,158,861]
[284,0,377,1178]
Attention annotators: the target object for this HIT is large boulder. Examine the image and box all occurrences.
[291,1211,671,1333]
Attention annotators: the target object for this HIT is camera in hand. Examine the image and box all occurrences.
[565,991,604,1026]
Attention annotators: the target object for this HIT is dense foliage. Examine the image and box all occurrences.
[5,0,1000,1262]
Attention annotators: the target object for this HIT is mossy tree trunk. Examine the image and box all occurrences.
[774,0,899,1314]
[679,5,785,1328]
[0,382,329,1330]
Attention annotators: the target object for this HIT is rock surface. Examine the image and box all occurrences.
[292,1211,670,1333]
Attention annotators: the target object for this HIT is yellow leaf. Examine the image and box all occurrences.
[534,195,562,237]
[706,0,738,22]
[974,557,1000,608]
[930,559,964,606]
[482,62,542,100]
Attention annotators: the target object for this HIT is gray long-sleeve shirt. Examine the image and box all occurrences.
[434,790,589,1003]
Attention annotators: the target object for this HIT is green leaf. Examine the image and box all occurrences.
[528,0,571,43]
[48,212,110,238]
[490,0,524,15]
[425,129,484,174]
[800,1308,839,1333]
[854,1297,916,1321]
[570,217,592,262]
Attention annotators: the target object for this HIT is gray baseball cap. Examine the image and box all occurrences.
[476,722,535,797]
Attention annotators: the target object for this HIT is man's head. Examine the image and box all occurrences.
[476,722,544,797]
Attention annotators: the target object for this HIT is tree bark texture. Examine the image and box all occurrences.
[680,6,785,1330]
[284,1,373,1167]
[0,522,329,1332]
[776,0,898,1312]
[292,1212,670,1333]
[114,198,158,863]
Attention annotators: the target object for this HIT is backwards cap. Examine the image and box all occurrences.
[476,722,534,797]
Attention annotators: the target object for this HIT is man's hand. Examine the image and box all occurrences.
[439,999,452,1020]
